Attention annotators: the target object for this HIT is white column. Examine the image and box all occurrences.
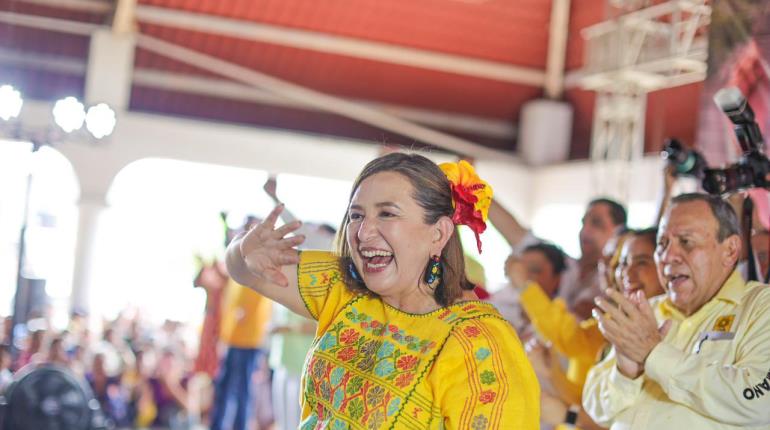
[69,194,107,314]
[85,28,136,110]
[544,0,571,99]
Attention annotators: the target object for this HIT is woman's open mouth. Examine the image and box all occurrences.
[360,248,394,273]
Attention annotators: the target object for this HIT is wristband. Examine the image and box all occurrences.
[564,404,579,426]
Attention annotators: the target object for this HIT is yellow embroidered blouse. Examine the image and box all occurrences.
[297,251,539,430]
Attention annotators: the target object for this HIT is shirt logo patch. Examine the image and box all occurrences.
[713,315,735,332]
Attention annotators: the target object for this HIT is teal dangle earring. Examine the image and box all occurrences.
[348,261,363,283]
[424,255,443,289]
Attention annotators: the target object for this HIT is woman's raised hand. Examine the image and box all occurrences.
[239,204,305,287]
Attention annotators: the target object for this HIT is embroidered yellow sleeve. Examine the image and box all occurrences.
[430,317,540,429]
[297,251,355,331]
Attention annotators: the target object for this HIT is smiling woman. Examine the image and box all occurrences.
[227,152,540,429]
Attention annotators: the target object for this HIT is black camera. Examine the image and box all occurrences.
[661,87,770,195]
[661,138,707,178]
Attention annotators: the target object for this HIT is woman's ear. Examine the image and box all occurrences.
[432,216,455,254]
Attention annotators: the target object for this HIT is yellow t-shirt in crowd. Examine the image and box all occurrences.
[519,281,607,402]
[220,279,272,348]
[296,251,540,430]
[583,271,770,429]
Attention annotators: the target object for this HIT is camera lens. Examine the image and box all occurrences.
[703,165,754,195]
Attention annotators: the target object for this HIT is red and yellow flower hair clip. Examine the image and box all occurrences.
[438,160,493,253]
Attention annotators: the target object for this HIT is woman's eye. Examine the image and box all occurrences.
[349,213,363,221]
[380,211,395,218]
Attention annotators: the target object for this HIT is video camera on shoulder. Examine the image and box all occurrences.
[661,87,770,195]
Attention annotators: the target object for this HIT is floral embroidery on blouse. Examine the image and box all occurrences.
[297,251,540,430]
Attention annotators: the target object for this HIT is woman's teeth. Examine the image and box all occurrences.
[360,249,394,272]
[367,262,388,268]
[361,250,393,258]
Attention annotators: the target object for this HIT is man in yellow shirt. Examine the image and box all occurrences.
[585,193,770,429]
[210,217,273,430]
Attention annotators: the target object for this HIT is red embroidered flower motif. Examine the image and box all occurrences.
[396,355,418,371]
[463,326,481,338]
[360,322,369,329]
[370,321,381,328]
[395,372,415,388]
[388,324,399,334]
[337,346,357,362]
[340,329,360,344]
[479,390,496,404]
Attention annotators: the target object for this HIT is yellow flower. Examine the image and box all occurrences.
[439,160,493,222]
[439,160,494,253]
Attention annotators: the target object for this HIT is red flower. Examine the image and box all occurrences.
[479,390,496,404]
[337,347,357,362]
[396,355,418,371]
[463,326,481,338]
[388,325,399,334]
[360,322,369,329]
[370,321,381,328]
[395,372,415,388]
[340,329,360,344]
[448,183,487,253]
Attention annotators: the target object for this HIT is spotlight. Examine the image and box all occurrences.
[0,84,24,121]
[85,103,116,139]
[52,97,86,133]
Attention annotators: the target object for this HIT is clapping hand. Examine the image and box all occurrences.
[593,289,672,378]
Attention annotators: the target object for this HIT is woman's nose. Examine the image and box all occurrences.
[357,217,377,242]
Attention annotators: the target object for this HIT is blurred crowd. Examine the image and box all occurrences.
[0,310,212,429]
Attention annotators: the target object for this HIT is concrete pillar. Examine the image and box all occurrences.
[69,194,108,314]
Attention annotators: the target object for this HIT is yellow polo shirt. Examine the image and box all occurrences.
[583,270,770,429]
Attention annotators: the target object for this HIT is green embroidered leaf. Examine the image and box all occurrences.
[348,398,365,420]
[347,376,364,395]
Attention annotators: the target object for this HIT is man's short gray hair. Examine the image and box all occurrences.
[669,193,740,242]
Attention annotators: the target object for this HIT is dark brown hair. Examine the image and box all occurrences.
[335,152,472,306]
